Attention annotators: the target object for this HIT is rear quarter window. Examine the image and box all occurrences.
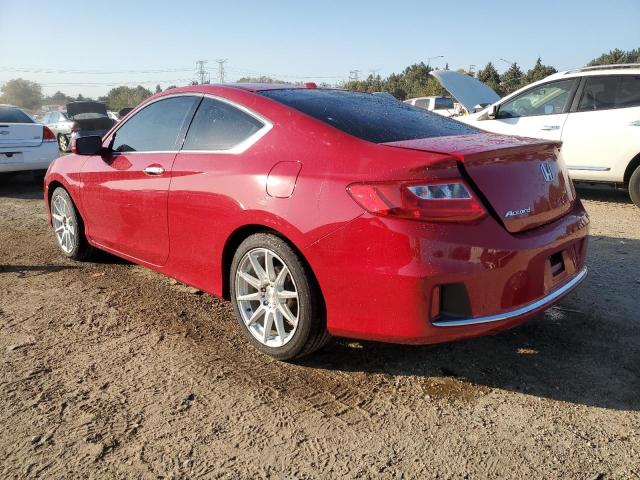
[183,97,264,151]
[259,89,478,143]
[0,107,34,123]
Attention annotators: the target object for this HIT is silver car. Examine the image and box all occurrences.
[41,111,74,151]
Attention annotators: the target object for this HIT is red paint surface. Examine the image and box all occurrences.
[44,85,589,345]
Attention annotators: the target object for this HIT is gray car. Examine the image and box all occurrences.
[41,111,74,151]
[43,101,115,152]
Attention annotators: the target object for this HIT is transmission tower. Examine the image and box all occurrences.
[349,69,361,81]
[216,59,228,83]
[195,60,209,84]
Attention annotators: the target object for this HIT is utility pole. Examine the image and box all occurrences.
[195,60,208,84]
[215,59,228,83]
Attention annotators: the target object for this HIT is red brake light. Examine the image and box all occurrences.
[304,82,317,89]
[42,126,56,142]
[347,180,486,222]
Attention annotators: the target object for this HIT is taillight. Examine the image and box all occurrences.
[42,126,56,142]
[347,180,486,222]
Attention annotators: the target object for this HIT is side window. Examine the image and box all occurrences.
[578,75,640,111]
[182,97,265,151]
[112,96,197,153]
[414,99,430,109]
[42,113,50,123]
[498,79,575,118]
[50,113,59,122]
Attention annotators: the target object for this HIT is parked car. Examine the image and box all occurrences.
[0,104,58,179]
[43,102,115,152]
[404,96,456,116]
[41,110,75,151]
[431,64,640,207]
[44,84,589,360]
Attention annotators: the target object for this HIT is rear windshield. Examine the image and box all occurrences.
[0,107,34,123]
[259,89,477,143]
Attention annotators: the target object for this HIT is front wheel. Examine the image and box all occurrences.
[50,187,93,260]
[629,165,640,208]
[230,233,329,360]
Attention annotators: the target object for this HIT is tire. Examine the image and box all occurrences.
[230,233,330,360]
[50,187,93,260]
[57,134,70,153]
[630,165,640,208]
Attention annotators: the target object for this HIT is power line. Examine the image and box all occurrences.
[215,59,228,83]
[0,66,194,75]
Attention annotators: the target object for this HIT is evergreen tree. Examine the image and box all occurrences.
[477,62,503,96]
[523,57,557,85]
[500,63,524,95]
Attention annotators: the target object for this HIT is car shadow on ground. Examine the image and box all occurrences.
[575,184,632,205]
[0,264,80,276]
[299,234,640,412]
[0,173,45,200]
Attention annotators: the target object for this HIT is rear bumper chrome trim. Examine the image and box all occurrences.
[432,267,587,327]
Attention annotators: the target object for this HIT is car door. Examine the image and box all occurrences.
[560,75,640,182]
[167,96,272,290]
[80,95,200,266]
[478,78,578,141]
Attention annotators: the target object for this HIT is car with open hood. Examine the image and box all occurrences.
[44,84,588,360]
[431,65,640,207]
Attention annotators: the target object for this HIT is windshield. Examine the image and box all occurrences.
[0,106,34,123]
[259,89,478,143]
[434,97,454,110]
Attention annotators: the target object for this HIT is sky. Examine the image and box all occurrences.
[1,0,638,98]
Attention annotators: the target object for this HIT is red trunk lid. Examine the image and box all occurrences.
[384,133,576,233]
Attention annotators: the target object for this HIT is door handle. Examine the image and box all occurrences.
[143,166,164,175]
[540,125,560,131]
[629,120,640,126]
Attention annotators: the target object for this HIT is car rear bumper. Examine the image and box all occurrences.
[431,267,586,327]
[306,201,589,344]
[0,142,58,173]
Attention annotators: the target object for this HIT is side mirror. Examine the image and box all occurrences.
[73,135,104,155]
[487,104,499,119]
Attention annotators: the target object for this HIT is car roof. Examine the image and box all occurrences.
[546,64,640,81]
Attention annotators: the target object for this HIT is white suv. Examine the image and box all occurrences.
[431,65,640,207]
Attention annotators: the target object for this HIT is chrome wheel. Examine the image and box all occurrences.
[235,247,300,347]
[58,135,69,152]
[51,194,77,254]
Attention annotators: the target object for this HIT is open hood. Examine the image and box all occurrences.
[430,70,501,112]
[66,101,108,118]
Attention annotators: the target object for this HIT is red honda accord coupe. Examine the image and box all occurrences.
[44,84,589,360]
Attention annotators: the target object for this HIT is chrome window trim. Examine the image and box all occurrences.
[432,267,587,327]
[109,92,273,156]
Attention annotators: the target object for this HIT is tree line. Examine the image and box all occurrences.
[1,48,638,112]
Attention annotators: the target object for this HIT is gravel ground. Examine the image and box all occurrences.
[0,175,639,479]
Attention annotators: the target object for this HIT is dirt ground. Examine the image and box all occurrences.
[0,175,639,479]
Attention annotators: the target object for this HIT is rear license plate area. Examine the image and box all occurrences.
[0,152,23,163]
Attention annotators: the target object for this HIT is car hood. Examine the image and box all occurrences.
[430,70,501,112]
[66,101,108,118]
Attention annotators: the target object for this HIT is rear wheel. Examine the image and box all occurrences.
[630,166,640,208]
[230,233,329,360]
[57,134,69,152]
[50,187,93,260]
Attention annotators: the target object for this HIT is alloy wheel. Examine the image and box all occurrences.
[235,247,300,347]
[51,195,77,254]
